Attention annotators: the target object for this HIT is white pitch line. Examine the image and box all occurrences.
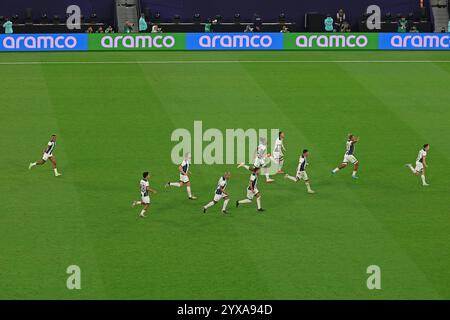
[1,60,450,65]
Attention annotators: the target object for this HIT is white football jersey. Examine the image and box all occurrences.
[416,149,427,163]
[181,159,190,174]
[256,143,267,159]
[297,155,308,172]
[215,176,228,195]
[345,140,355,155]
[45,141,56,154]
[273,138,284,154]
[140,179,149,197]
[248,173,258,190]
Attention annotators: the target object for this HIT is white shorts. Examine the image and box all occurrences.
[213,193,227,202]
[414,161,424,173]
[296,171,309,181]
[272,152,283,162]
[179,173,190,183]
[343,154,358,164]
[253,157,266,168]
[141,196,150,204]
[42,153,53,161]
[246,188,259,200]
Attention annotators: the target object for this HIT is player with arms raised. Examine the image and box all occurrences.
[166,152,197,200]
[28,134,62,177]
[331,134,359,179]
[132,171,157,218]
[285,149,315,194]
[203,172,231,214]
[236,167,264,212]
[406,144,430,186]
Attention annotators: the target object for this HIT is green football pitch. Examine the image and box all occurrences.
[1,51,449,299]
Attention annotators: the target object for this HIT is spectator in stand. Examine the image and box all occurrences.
[324,14,334,32]
[86,26,94,33]
[151,23,162,33]
[397,16,408,33]
[244,24,254,32]
[105,25,114,33]
[280,25,289,33]
[96,26,104,33]
[340,21,351,32]
[139,13,148,33]
[336,8,346,28]
[441,26,446,33]
[124,21,134,33]
[2,17,13,34]
[205,19,212,32]
[409,25,419,33]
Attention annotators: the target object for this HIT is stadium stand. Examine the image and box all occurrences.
[0,0,435,33]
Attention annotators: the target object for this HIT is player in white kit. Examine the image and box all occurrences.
[203,172,231,214]
[331,134,359,179]
[285,149,315,194]
[237,137,274,183]
[132,171,157,218]
[406,144,430,186]
[166,152,197,200]
[236,167,264,212]
[28,134,62,177]
[271,131,286,174]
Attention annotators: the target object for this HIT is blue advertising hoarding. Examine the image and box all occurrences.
[0,34,88,52]
[1,33,450,51]
[379,33,450,50]
[185,33,284,50]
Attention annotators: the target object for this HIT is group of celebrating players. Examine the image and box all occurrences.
[28,132,431,219]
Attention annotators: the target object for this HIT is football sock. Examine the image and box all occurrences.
[140,209,146,216]
[333,168,340,173]
[187,186,192,198]
[305,182,312,192]
[222,199,229,211]
[169,182,181,187]
[243,165,250,170]
[256,197,262,210]
[204,201,215,209]
[421,175,427,185]
[352,170,357,177]
[54,168,59,175]
[30,162,37,167]
[238,199,251,205]
[407,164,415,173]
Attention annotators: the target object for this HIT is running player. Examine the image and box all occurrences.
[285,149,315,194]
[406,144,430,186]
[272,131,286,174]
[28,134,62,177]
[132,171,157,218]
[331,134,359,179]
[237,137,274,183]
[166,152,197,200]
[236,167,264,212]
[203,172,231,214]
